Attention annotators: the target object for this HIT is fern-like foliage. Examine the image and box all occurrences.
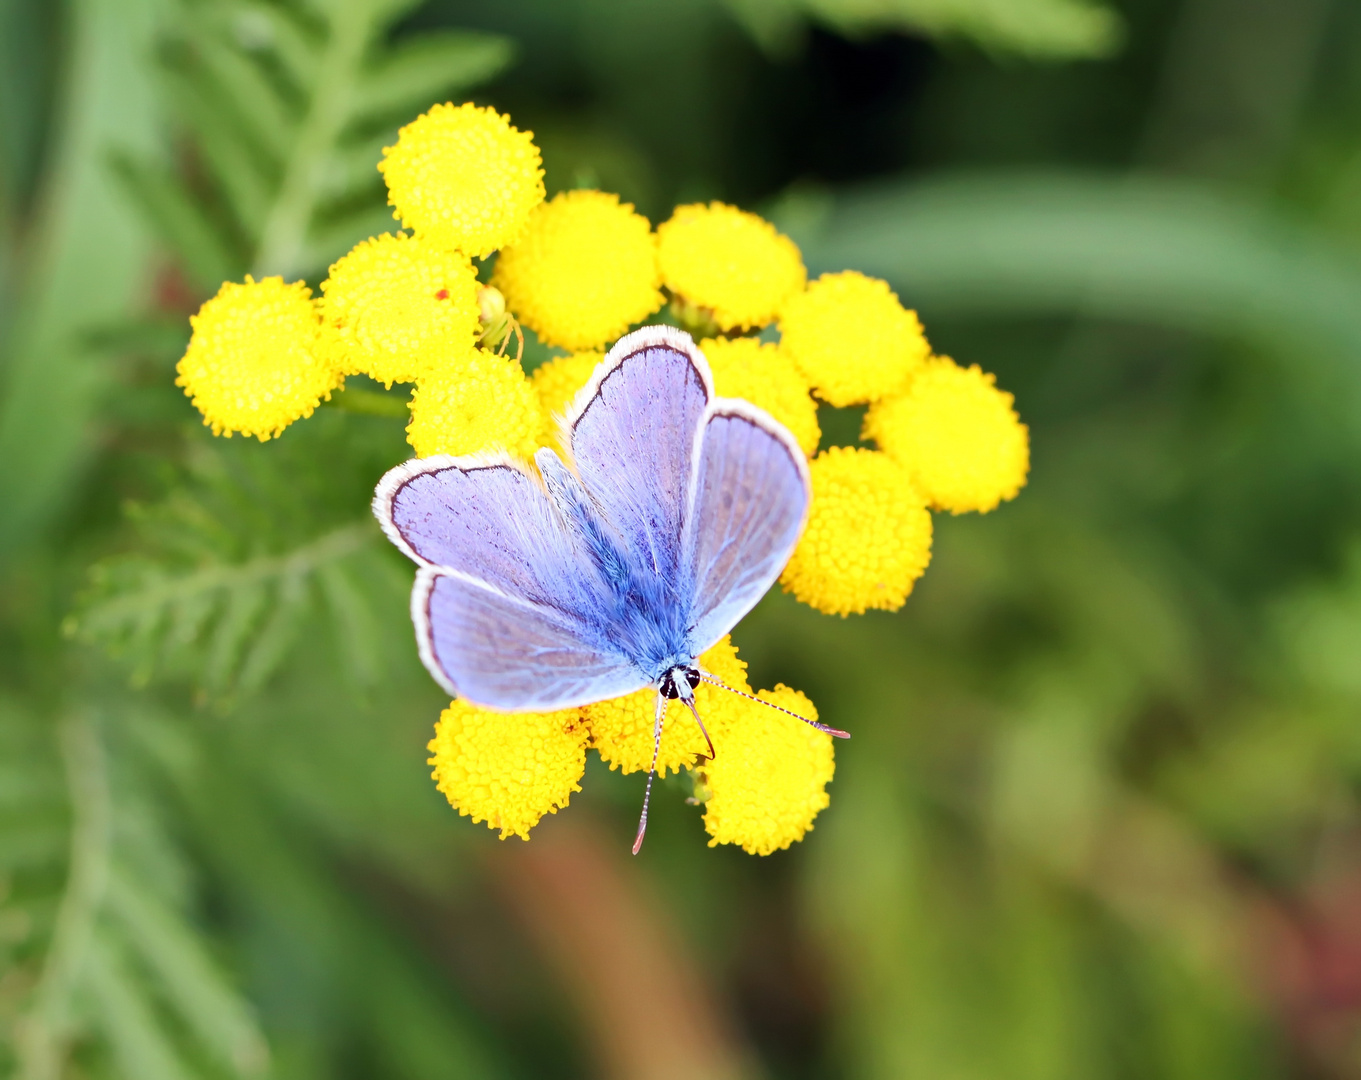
[70,413,410,703]
[114,0,514,288]
[2,704,269,1080]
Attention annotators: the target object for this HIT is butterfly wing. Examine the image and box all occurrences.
[682,399,811,656]
[411,568,645,709]
[374,454,646,709]
[561,326,712,589]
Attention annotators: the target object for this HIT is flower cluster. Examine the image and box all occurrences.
[175,100,1028,855]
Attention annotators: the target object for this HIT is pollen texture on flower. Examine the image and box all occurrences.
[657,202,806,331]
[864,356,1030,514]
[176,276,340,441]
[781,446,933,616]
[318,233,480,387]
[407,348,541,459]
[702,685,833,856]
[700,337,820,456]
[428,702,589,840]
[779,271,930,407]
[530,350,602,449]
[493,190,663,351]
[379,102,544,258]
[585,637,749,777]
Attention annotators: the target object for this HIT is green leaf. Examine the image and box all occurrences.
[797,171,1361,366]
[107,152,242,290]
[352,31,515,125]
[106,866,269,1077]
[84,932,195,1080]
[723,0,1122,60]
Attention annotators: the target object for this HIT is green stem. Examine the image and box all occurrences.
[16,713,112,1080]
[251,0,377,279]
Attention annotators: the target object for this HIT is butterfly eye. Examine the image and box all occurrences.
[685,667,701,690]
[660,671,680,699]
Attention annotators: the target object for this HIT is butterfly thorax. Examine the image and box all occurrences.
[539,448,695,681]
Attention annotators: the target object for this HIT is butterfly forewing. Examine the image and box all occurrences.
[564,327,711,588]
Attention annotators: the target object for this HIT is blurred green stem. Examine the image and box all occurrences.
[327,385,411,418]
[251,0,375,280]
[16,713,111,1080]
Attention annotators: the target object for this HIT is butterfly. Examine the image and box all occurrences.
[373,325,848,851]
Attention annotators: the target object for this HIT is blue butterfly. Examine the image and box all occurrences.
[374,326,847,850]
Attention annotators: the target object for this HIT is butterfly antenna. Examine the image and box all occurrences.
[698,672,851,739]
[632,693,666,855]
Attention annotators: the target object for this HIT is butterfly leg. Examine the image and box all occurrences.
[632,692,667,855]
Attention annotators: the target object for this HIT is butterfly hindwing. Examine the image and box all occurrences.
[683,401,811,656]
[413,568,646,710]
[375,456,643,708]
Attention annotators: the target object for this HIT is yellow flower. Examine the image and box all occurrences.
[428,702,589,840]
[493,190,663,350]
[781,446,932,616]
[176,276,341,441]
[318,233,480,387]
[407,349,541,459]
[779,271,929,407]
[379,103,544,258]
[584,637,749,777]
[702,685,833,855]
[700,337,820,456]
[657,202,806,331]
[530,350,602,449]
[864,356,1029,514]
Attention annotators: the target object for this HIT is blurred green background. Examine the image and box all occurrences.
[5,0,1361,1077]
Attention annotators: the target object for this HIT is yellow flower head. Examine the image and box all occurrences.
[176,276,341,441]
[700,337,820,457]
[781,446,932,616]
[318,233,480,387]
[585,637,749,777]
[530,350,602,449]
[779,271,929,407]
[407,348,541,459]
[657,202,806,331]
[379,103,544,258]
[864,356,1029,514]
[702,685,833,855]
[493,190,663,350]
[428,701,589,840]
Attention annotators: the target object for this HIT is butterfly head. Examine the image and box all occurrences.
[658,665,702,701]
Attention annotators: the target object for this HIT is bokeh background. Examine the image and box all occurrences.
[5,0,1361,1077]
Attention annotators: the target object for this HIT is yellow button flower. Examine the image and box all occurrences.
[779,271,929,406]
[318,233,480,387]
[493,190,663,351]
[781,446,932,616]
[428,702,589,840]
[530,350,602,449]
[657,202,806,331]
[379,102,544,258]
[864,356,1030,514]
[702,685,833,856]
[700,337,820,456]
[176,276,341,441]
[407,349,541,460]
[585,637,749,777]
